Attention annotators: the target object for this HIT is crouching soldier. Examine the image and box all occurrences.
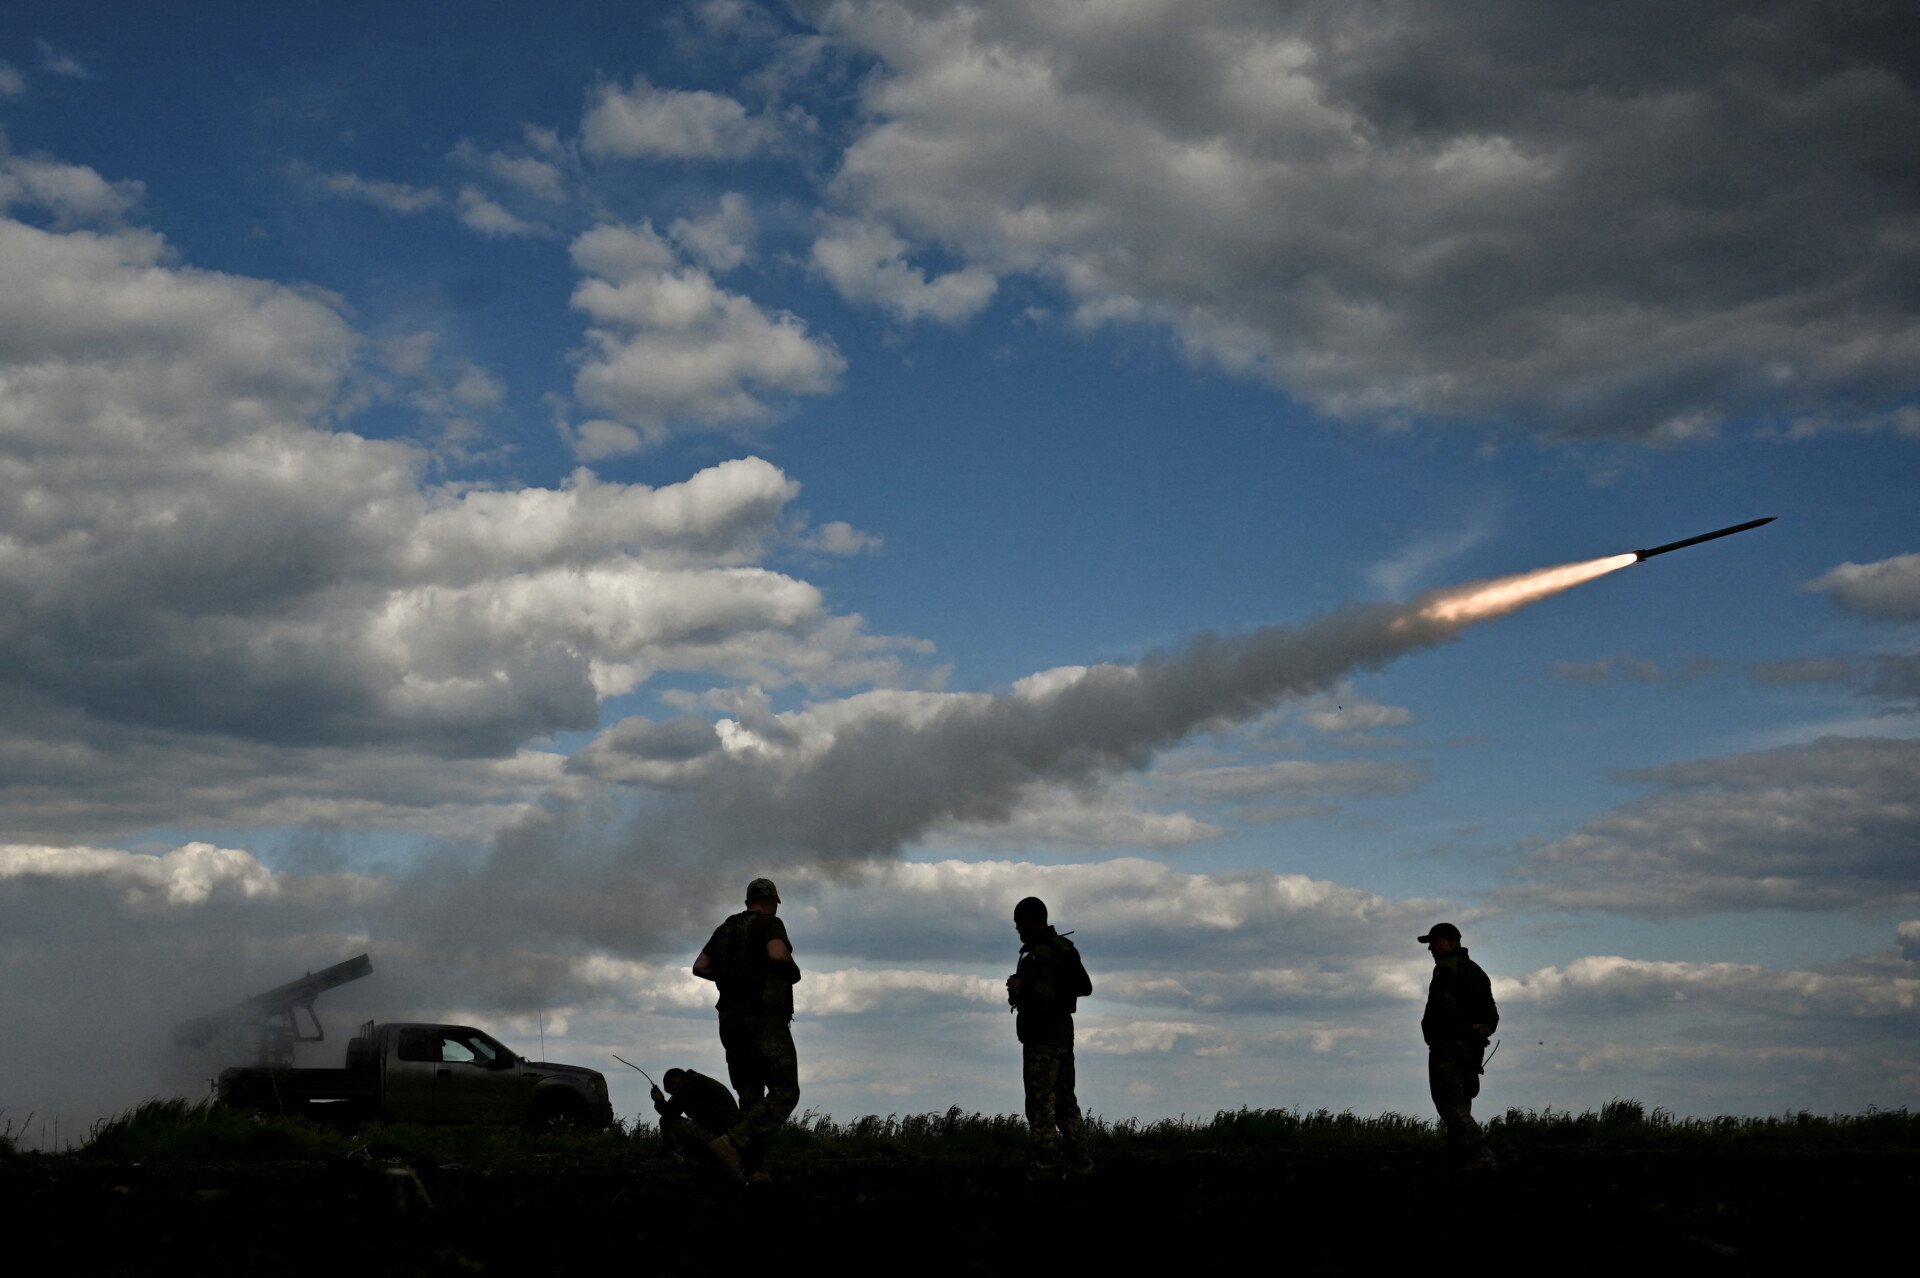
[652,1067,741,1166]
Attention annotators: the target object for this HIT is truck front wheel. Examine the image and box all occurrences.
[526,1090,593,1133]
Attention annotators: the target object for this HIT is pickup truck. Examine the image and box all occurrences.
[218,1020,613,1129]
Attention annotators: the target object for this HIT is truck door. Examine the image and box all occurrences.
[432,1027,525,1123]
[384,1026,444,1121]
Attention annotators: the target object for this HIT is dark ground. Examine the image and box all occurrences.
[5,1144,1911,1275]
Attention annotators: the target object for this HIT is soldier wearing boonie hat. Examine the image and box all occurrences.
[692,877,801,1182]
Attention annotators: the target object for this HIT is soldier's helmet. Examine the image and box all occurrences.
[746,877,781,903]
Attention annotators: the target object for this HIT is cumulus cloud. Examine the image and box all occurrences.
[568,221,844,447]
[0,205,921,834]
[456,185,547,238]
[815,0,1920,439]
[1298,691,1414,736]
[450,141,570,203]
[768,857,1451,967]
[1806,553,1920,621]
[305,167,444,214]
[1502,736,1920,914]
[0,151,143,224]
[669,192,756,271]
[1499,954,1920,1022]
[581,76,779,159]
[936,788,1223,850]
[812,217,998,324]
[1175,759,1427,799]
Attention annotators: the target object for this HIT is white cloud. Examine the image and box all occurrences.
[0,203,921,834]
[581,76,778,159]
[568,221,844,447]
[1078,1018,1213,1055]
[486,154,567,203]
[0,152,142,224]
[798,969,1004,1015]
[937,786,1223,850]
[0,841,281,907]
[812,217,997,325]
[309,168,443,214]
[1499,954,1920,1021]
[1502,736,1920,914]
[777,857,1451,967]
[669,192,756,271]
[0,64,24,97]
[785,518,883,557]
[818,0,1920,439]
[456,185,546,238]
[1806,553,1920,621]
[1298,691,1415,736]
[1177,759,1427,799]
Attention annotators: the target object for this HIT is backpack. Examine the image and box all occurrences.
[705,911,764,994]
[1056,933,1094,1007]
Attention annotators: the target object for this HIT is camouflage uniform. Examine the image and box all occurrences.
[654,1068,741,1163]
[1012,927,1090,1171]
[703,907,801,1172]
[1422,946,1499,1165]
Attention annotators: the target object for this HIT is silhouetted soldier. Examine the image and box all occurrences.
[694,877,801,1183]
[1007,896,1093,1176]
[651,1067,741,1166]
[1419,922,1498,1170]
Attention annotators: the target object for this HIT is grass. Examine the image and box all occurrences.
[60,1098,1920,1167]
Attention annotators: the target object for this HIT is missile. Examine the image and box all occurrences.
[1633,516,1775,562]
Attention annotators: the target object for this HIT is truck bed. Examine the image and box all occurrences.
[218,1066,380,1116]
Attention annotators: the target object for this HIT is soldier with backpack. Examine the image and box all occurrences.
[1006,896,1093,1176]
[693,877,801,1183]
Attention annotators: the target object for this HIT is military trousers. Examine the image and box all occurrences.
[1021,1039,1085,1166]
[1427,1043,1488,1157]
[657,1113,717,1164]
[719,1012,800,1165]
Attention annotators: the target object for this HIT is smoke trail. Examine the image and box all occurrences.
[581,553,1643,860]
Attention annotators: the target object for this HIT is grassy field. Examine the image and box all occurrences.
[5,1099,1913,1273]
[66,1094,1920,1163]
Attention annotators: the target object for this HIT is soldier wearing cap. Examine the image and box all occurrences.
[693,878,801,1182]
[1419,922,1498,1169]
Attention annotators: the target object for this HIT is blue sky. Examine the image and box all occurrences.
[2,1,1916,1139]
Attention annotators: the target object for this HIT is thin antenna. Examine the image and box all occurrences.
[538,1008,546,1064]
